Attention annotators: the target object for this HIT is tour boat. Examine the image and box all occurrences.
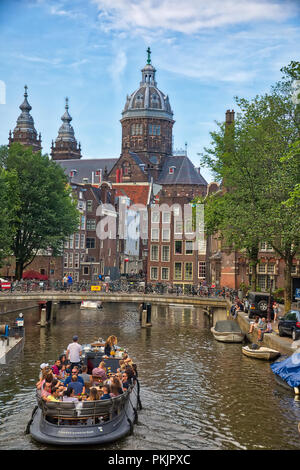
[80,300,103,310]
[242,345,280,360]
[27,343,141,446]
[270,353,300,394]
[211,320,245,343]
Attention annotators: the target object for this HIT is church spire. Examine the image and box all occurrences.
[9,85,42,152]
[51,97,82,161]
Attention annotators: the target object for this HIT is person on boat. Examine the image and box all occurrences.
[51,359,61,377]
[62,387,79,403]
[46,385,61,402]
[100,384,111,400]
[66,335,82,369]
[121,372,131,390]
[104,335,118,357]
[67,375,85,396]
[79,365,91,390]
[86,387,101,401]
[110,376,123,396]
[248,316,260,334]
[91,362,107,382]
[64,367,85,387]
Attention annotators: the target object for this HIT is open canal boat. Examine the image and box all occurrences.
[28,342,141,446]
[211,320,245,343]
[80,301,103,309]
[242,345,280,361]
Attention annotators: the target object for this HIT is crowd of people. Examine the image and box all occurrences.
[36,335,137,404]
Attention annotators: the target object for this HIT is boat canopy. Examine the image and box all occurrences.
[214,320,242,333]
[271,353,300,387]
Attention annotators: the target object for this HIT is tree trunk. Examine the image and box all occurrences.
[284,256,293,313]
[15,260,24,281]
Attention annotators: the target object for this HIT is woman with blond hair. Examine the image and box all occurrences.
[104,335,118,357]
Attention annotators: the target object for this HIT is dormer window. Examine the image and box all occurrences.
[169,166,176,174]
[69,169,77,178]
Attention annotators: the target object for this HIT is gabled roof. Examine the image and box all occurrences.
[56,158,118,184]
[112,182,152,206]
[157,155,207,186]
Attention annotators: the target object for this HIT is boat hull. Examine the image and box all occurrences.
[211,327,244,343]
[242,346,280,360]
[29,382,139,446]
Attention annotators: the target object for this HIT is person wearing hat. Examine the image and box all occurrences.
[66,335,82,369]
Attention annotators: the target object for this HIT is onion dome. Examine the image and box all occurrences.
[56,97,76,143]
[51,97,81,160]
[122,48,173,120]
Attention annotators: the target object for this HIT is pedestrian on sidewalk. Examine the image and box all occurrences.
[273,302,279,322]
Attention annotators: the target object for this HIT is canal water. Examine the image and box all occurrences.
[0,301,300,450]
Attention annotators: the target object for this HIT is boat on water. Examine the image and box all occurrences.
[80,301,103,310]
[0,316,25,365]
[242,345,280,360]
[211,320,245,343]
[270,352,300,394]
[28,343,141,446]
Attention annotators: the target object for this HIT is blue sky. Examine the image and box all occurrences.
[0,0,299,182]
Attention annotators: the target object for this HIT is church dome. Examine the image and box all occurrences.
[122,50,173,121]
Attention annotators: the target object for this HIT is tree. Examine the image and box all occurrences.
[5,143,79,279]
[0,166,19,266]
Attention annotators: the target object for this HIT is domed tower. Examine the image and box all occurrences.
[51,97,82,161]
[9,85,42,152]
[119,48,174,181]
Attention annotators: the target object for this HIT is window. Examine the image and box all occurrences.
[83,266,89,275]
[258,263,267,274]
[267,263,275,274]
[151,228,159,242]
[175,240,183,254]
[87,200,93,212]
[151,245,159,261]
[75,233,80,249]
[185,241,193,255]
[78,201,85,211]
[64,239,69,249]
[174,262,182,280]
[198,261,206,279]
[169,166,176,175]
[74,253,79,268]
[260,241,273,251]
[81,215,85,230]
[69,234,74,249]
[162,212,171,224]
[80,234,85,249]
[149,124,161,135]
[150,266,158,280]
[87,219,96,231]
[185,218,193,234]
[291,265,297,274]
[40,268,46,275]
[86,238,95,249]
[69,253,73,268]
[131,123,143,135]
[185,262,193,280]
[174,220,183,234]
[151,211,160,223]
[161,267,169,280]
[162,228,170,242]
[162,245,170,262]
[64,253,68,268]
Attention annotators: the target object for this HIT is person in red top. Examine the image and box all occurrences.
[51,359,61,377]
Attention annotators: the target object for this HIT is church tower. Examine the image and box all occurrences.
[9,85,42,152]
[51,97,82,161]
[109,48,174,183]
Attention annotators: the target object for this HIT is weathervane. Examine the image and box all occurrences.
[147,47,151,64]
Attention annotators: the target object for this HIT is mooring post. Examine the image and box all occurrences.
[46,301,52,323]
[40,307,47,327]
[52,302,58,321]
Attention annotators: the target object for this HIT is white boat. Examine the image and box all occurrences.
[211,320,245,343]
[242,345,280,360]
[80,301,103,310]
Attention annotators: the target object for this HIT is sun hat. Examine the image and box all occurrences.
[40,363,49,369]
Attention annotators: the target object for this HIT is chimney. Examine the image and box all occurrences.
[225,109,235,125]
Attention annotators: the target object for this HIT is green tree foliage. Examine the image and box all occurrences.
[2,143,79,279]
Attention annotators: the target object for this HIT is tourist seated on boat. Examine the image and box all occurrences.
[86,387,102,401]
[111,375,123,394]
[79,365,91,390]
[46,385,61,402]
[248,316,260,334]
[63,367,85,387]
[121,372,131,390]
[51,359,61,377]
[104,335,118,357]
[92,362,107,382]
[67,375,85,396]
[58,364,68,380]
[100,384,111,400]
[36,365,51,388]
[257,317,267,341]
[62,387,79,403]
[124,364,136,383]
[40,372,55,399]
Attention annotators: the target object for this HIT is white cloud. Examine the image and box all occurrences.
[92,0,298,34]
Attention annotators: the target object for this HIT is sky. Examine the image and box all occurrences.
[0,0,299,183]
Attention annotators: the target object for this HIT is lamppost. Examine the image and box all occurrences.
[267,274,275,322]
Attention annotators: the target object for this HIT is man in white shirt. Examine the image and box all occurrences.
[66,335,82,368]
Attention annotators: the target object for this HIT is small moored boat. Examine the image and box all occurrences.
[242,345,280,360]
[80,301,103,309]
[270,352,300,394]
[211,320,245,343]
[27,343,141,446]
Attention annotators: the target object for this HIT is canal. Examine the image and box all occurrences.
[0,301,300,450]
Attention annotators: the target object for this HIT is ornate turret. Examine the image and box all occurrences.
[9,85,42,152]
[117,48,174,181]
[51,97,82,161]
